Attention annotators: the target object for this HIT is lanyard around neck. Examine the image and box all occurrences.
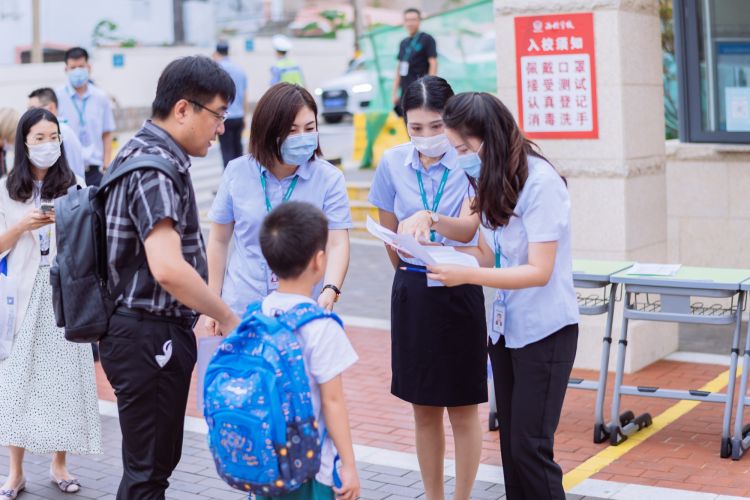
[494,227,505,269]
[71,95,88,127]
[416,168,449,242]
[404,32,422,59]
[260,167,299,213]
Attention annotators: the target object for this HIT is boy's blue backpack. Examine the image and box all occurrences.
[203,301,343,496]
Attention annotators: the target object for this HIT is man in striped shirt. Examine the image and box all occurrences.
[101,56,240,500]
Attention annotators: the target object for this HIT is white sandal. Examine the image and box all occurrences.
[0,478,26,499]
[50,471,80,493]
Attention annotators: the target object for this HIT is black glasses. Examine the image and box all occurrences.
[188,100,228,123]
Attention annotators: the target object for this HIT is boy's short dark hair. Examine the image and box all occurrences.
[404,8,421,18]
[151,56,236,120]
[28,87,58,107]
[260,202,329,280]
[64,47,89,63]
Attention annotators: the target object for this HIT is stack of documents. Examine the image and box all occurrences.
[626,263,682,276]
[366,217,479,287]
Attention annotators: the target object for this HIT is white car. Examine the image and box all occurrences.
[315,57,375,124]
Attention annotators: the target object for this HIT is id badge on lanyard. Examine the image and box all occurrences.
[492,291,506,337]
[491,228,506,338]
[399,61,410,77]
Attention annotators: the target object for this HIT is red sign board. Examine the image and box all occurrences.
[514,13,598,139]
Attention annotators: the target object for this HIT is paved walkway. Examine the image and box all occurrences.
[91,322,750,499]
[0,414,601,500]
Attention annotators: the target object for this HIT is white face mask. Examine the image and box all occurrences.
[410,133,451,158]
[27,141,61,169]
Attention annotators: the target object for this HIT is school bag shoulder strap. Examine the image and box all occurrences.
[231,301,283,339]
[99,153,186,197]
[99,154,187,301]
[279,302,343,332]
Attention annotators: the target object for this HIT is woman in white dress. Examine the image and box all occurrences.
[0,108,101,498]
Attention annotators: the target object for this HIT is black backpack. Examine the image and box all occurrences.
[50,154,185,343]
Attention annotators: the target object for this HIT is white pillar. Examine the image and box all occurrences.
[495,0,674,372]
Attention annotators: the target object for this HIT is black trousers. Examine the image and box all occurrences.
[100,311,197,500]
[489,323,578,500]
[85,164,103,186]
[218,117,245,167]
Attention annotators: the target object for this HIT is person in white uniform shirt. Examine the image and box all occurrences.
[368,76,486,500]
[400,92,579,500]
[257,201,359,500]
[55,47,116,186]
[206,83,351,334]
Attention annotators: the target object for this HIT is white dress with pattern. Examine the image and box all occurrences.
[0,198,102,454]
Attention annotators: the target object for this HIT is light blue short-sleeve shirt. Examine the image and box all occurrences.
[209,154,352,315]
[218,58,247,120]
[59,121,86,179]
[55,83,116,166]
[480,155,579,348]
[368,143,477,264]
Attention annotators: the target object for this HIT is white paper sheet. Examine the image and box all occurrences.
[367,216,479,286]
[626,263,681,276]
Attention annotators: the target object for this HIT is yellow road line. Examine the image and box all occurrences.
[563,366,739,491]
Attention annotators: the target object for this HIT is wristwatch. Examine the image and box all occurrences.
[322,284,342,302]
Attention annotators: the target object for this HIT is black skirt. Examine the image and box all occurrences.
[390,263,488,407]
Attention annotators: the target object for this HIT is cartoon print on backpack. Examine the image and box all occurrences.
[203,301,339,495]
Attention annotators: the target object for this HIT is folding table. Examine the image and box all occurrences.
[608,266,750,457]
[569,259,633,443]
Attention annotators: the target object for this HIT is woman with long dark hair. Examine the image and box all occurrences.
[400,92,579,500]
[368,77,487,500]
[0,108,101,498]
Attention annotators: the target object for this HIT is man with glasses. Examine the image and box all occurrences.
[101,56,240,499]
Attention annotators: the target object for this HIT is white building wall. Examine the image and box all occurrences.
[0,0,174,65]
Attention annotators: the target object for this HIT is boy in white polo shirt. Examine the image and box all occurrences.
[257,201,360,500]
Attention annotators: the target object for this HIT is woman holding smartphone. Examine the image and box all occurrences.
[0,108,100,498]
[400,92,579,500]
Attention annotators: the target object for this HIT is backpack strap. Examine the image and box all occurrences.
[279,303,343,332]
[104,154,187,301]
[99,154,186,197]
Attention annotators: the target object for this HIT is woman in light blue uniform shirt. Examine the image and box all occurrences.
[369,76,486,500]
[400,92,579,500]
[206,83,352,331]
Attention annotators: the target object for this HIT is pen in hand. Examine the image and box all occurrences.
[399,266,428,273]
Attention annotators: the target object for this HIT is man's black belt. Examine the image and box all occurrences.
[113,306,197,328]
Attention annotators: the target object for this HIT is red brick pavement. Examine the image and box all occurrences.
[95,324,750,497]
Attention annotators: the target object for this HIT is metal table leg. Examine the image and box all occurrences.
[608,290,652,445]
[731,292,750,460]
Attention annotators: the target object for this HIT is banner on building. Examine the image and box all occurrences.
[514,13,598,139]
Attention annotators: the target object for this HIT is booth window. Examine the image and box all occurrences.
[675,0,750,143]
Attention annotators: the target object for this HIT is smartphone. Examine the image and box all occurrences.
[40,202,55,214]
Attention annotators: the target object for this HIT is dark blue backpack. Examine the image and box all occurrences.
[203,301,343,496]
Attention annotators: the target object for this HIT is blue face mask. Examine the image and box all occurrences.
[456,142,484,179]
[281,132,319,165]
[67,67,89,89]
